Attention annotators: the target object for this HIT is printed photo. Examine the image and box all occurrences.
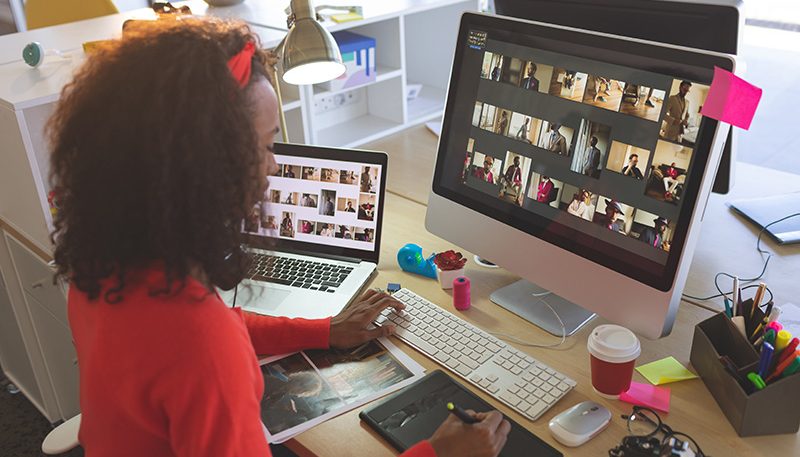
[470,152,502,185]
[269,189,282,204]
[481,51,504,81]
[280,211,296,238]
[607,141,651,181]
[559,184,598,222]
[497,151,532,206]
[282,192,299,206]
[339,170,358,185]
[660,79,710,146]
[316,222,335,237]
[582,76,624,111]
[535,120,574,157]
[261,353,345,436]
[360,166,379,193]
[318,190,337,216]
[593,197,635,235]
[301,193,318,208]
[354,227,375,242]
[570,118,612,178]
[548,68,588,102]
[630,209,674,252]
[335,225,354,239]
[281,164,300,179]
[337,197,357,213]
[645,140,694,204]
[302,166,320,181]
[527,173,564,209]
[298,219,315,235]
[619,85,666,122]
[321,168,340,183]
[305,341,414,405]
[245,203,261,233]
[357,193,377,221]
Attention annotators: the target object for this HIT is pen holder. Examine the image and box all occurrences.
[690,308,800,436]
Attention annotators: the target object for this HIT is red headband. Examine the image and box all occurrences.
[227,41,256,88]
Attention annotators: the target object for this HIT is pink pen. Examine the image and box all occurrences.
[767,322,783,333]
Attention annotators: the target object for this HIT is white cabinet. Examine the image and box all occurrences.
[1,230,76,422]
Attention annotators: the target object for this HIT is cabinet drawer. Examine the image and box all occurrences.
[26,295,80,420]
[6,235,68,326]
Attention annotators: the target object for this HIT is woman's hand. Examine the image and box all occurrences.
[429,410,511,457]
[329,289,405,349]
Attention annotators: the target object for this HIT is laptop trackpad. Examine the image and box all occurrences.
[235,285,291,312]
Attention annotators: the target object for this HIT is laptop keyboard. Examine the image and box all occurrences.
[247,253,355,293]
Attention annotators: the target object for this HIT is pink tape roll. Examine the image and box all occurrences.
[453,276,471,310]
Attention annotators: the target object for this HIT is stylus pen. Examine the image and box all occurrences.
[446,402,479,424]
[732,276,739,317]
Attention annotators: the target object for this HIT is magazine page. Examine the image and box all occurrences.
[259,337,425,444]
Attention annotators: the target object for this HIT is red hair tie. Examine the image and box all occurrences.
[227,41,256,88]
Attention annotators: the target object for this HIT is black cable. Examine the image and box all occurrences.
[682,212,800,304]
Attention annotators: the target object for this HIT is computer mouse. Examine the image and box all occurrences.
[548,401,612,447]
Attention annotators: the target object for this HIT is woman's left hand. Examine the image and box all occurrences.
[329,289,405,349]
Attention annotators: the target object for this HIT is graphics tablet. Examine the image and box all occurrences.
[359,370,563,457]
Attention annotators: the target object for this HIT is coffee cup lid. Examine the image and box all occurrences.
[588,324,641,364]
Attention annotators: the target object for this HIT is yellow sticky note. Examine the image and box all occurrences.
[636,356,698,385]
[331,12,363,23]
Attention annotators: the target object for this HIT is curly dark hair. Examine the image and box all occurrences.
[48,18,272,302]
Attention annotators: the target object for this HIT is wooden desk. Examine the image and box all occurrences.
[285,193,799,457]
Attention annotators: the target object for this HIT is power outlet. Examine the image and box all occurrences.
[314,90,360,115]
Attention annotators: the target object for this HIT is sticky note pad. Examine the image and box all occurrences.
[620,382,671,413]
[331,12,363,23]
[636,357,697,385]
[700,66,762,130]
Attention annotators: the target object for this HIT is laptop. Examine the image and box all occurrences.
[220,143,387,319]
[729,193,800,245]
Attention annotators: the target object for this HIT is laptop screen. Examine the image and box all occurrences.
[243,144,386,263]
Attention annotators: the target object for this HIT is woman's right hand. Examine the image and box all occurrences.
[428,410,511,457]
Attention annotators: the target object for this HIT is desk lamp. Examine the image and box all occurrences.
[268,0,346,142]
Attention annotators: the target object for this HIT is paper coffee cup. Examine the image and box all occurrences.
[588,324,641,399]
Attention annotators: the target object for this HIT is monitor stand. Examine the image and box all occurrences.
[490,280,596,337]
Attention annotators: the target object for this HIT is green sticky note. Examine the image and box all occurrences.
[636,356,698,385]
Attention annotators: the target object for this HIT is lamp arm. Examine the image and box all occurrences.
[266,46,290,144]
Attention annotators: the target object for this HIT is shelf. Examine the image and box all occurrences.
[282,99,302,111]
[407,83,447,124]
[315,114,404,148]
[312,66,403,99]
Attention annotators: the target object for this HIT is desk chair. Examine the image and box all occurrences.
[41,413,81,455]
[25,0,118,30]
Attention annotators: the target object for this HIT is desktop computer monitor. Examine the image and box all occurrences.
[426,12,734,339]
[492,0,744,195]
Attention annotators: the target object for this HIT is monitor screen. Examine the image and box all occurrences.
[434,16,730,291]
[244,153,383,256]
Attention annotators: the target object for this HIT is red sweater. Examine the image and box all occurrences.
[68,267,436,457]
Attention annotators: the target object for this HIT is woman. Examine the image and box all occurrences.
[49,19,508,457]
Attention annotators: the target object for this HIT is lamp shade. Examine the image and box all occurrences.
[282,17,345,85]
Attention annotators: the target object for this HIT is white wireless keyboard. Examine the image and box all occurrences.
[375,288,576,421]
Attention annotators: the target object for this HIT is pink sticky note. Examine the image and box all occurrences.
[619,381,671,413]
[700,66,762,130]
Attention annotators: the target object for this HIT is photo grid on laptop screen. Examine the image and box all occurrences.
[244,155,382,253]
